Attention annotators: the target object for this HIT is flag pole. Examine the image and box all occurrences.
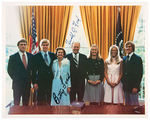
[115,6,124,57]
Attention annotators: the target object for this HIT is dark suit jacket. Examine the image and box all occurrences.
[66,53,87,86]
[122,53,143,92]
[31,52,55,90]
[7,52,33,90]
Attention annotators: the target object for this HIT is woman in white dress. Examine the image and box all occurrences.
[104,45,124,104]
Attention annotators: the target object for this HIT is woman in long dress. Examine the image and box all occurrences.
[83,44,104,106]
[51,47,71,106]
[104,45,124,104]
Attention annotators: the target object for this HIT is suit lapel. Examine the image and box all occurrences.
[125,53,135,64]
[26,52,30,62]
[129,53,135,63]
[40,52,52,66]
[71,53,80,67]
[70,53,73,60]
[130,53,135,60]
[71,53,76,65]
[48,52,53,66]
[48,52,52,61]
[78,53,81,67]
[39,52,48,66]
[26,52,32,69]
[16,52,26,69]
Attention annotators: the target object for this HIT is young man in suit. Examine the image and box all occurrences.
[7,38,33,106]
[122,41,143,105]
[31,39,55,105]
[66,42,87,102]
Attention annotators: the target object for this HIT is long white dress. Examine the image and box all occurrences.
[51,58,71,106]
[104,63,124,104]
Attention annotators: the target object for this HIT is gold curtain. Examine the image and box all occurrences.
[80,6,141,60]
[120,6,141,43]
[19,6,73,52]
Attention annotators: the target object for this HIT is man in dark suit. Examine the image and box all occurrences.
[122,41,143,105]
[7,38,33,106]
[31,39,55,105]
[66,42,87,102]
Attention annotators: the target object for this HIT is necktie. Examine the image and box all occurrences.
[44,53,49,65]
[22,53,27,69]
[73,54,78,68]
[126,55,130,63]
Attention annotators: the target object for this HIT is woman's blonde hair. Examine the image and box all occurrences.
[105,45,122,64]
[88,44,101,59]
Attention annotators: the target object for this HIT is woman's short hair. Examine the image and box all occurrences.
[17,38,27,46]
[125,41,135,52]
[55,47,66,56]
[40,39,50,48]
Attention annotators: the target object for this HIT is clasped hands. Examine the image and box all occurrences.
[107,80,119,87]
[88,80,101,85]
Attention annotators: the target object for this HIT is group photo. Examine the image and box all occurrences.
[2,1,147,119]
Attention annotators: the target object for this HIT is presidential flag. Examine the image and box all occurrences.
[115,8,124,57]
[29,8,39,54]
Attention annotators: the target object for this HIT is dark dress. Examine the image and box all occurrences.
[83,58,104,102]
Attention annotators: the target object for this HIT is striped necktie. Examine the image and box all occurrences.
[73,54,78,68]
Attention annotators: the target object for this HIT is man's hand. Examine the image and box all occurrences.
[132,88,138,93]
[33,84,38,90]
[95,80,101,84]
[67,87,71,93]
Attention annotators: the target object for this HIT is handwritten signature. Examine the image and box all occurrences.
[66,15,81,46]
[53,73,70,104]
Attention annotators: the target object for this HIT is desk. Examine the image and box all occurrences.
[8,105,145,114]
[81,105,144,114]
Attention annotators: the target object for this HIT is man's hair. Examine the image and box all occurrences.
[17,38,27,46]
[72,42,80,47]
[40,39,50,48]
[125,41,135,52]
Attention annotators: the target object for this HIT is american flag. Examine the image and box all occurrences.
[29,8,39,54]
[115,7,124,57]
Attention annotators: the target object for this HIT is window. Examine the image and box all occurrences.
[133,7,145,100]
[64,6,90,56]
